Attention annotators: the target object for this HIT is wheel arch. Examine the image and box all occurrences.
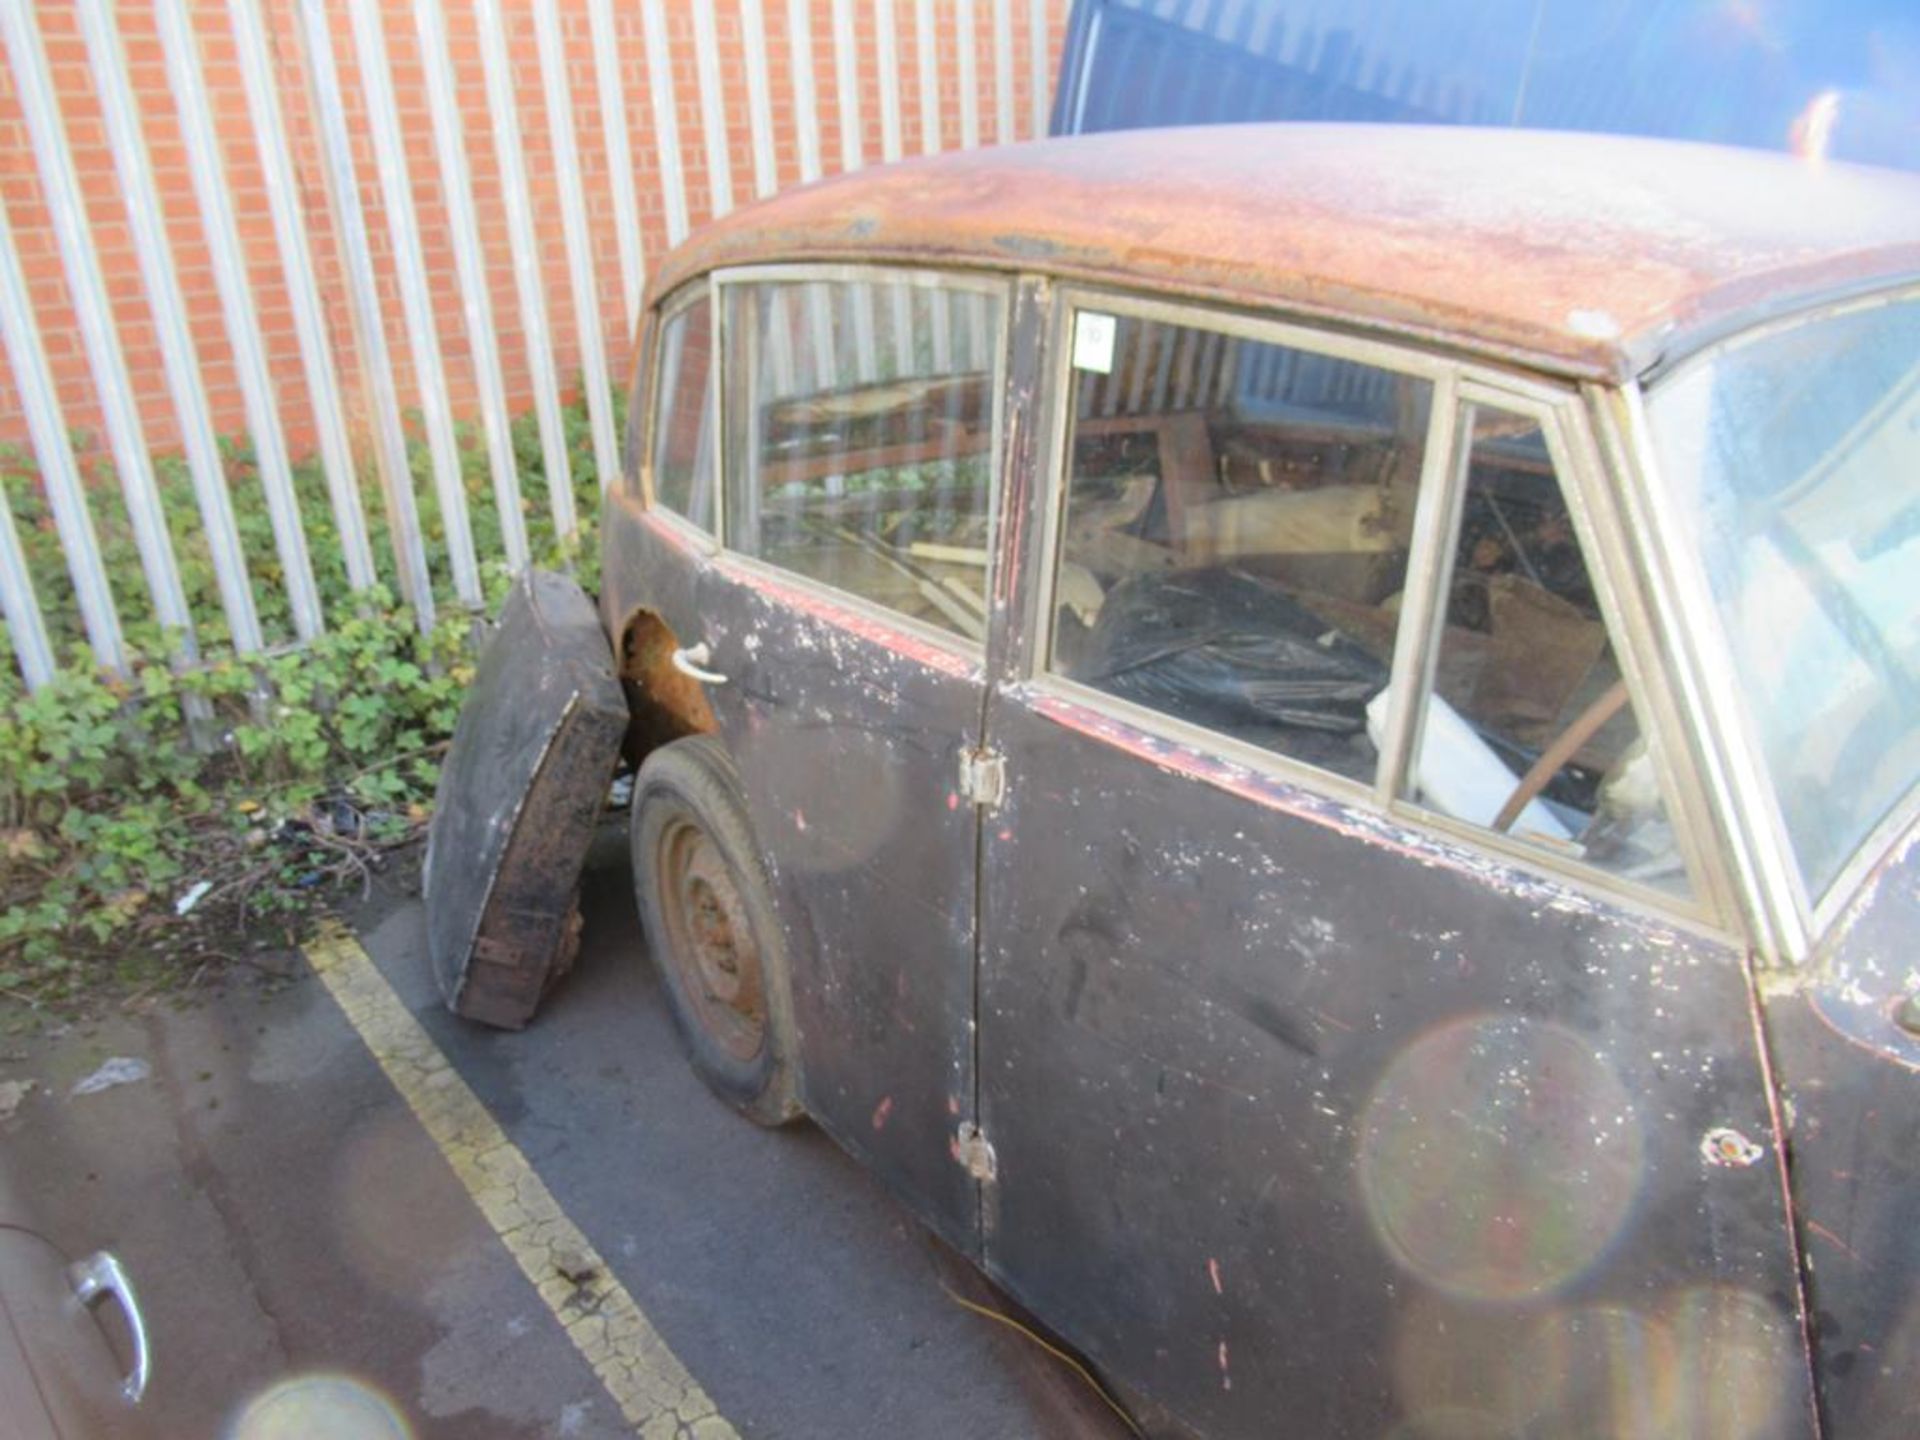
[612,605,720,768]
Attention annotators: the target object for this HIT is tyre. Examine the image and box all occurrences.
[630,735,802,1125]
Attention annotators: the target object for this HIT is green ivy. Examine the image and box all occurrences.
[0,385,619,1004]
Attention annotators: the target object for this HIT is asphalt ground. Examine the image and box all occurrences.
[0,825,1133,1439]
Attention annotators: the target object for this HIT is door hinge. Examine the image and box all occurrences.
[955,1121,998,1183]
[957,746,1006,809]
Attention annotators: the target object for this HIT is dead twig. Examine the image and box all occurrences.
[335,739,452,792]
[300,825,375,900]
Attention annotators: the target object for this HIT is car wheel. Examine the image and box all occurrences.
[631,735,802,1126]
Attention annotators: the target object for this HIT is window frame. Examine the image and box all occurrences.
[1028,286,1455,812]
[1612,282,1920,964]
[1024,284,1735,935]
[708,260,1016,660]
[639,279,722,546]
[1392,379,1727,917]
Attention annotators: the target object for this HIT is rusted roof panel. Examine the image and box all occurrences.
[651,123,1920,380]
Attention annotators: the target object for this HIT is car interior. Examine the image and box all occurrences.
[750,369,999,642]
[724,291,1683,891]
[730,282,1003,644]
[1049,313,1682,890]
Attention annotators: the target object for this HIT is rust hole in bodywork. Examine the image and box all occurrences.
[618,610,718,764]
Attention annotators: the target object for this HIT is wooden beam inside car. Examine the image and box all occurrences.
[759,432,988,489]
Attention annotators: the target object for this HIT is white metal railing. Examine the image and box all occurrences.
[0,0,1060,690]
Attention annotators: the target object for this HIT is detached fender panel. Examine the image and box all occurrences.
[425,569,628,1029]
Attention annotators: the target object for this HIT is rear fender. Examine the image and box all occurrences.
[424,569,628,1028]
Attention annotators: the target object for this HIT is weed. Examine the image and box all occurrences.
[0,386,618,1005]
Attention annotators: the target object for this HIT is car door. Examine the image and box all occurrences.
[685,266,1011,1253]
[977,293,1811,1437]
[0,1167,149,1440]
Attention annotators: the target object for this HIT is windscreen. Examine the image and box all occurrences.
[1647,292,1920,900]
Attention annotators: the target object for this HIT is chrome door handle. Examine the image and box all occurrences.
[669,642,728,685]
[1896,990,1920,1036]
[69,1251,150,1403]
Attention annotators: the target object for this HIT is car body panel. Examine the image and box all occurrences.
[607,498,987,1221]
[0,1166,148,1440]
[1760,822,1920,1437]
[0,1231,133,1440]
[688,551,988,1254]
[602,497,708,658]
[424,569,627,1029]
[979,678,1812,1435]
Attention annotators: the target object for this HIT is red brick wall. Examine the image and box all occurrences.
[0,0,1070,458]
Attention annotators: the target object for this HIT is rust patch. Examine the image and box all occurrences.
[618,609,718,762]
[1701,1126,1765,1168]
[427,571,627,1029]
[646,125,1920,384]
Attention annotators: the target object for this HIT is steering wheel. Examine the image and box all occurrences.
[1492,679,1631,835]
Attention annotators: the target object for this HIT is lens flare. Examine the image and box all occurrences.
[1357,1013,1643,1301]
[1660,1286,1796,1440]
[1381,1407,1507,1440]
[1392,1291,1544,1437]
[228,1373,412,1440]
[753,720,907,874]
[1789,89,1842,163]
[1843,1288,1920,1433]
[330,1111,482,1300]
[1394,1287,1794,1437]
[1516,1303,1677,1438]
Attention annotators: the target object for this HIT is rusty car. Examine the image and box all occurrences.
[425,123,1920,1439]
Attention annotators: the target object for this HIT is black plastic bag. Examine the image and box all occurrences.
[1076,567,1388,735]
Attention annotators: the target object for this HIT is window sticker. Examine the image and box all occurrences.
[1072,311,1117,374]
[1050,312,1433,789]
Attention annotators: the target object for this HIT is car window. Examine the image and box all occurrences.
[1047,308,1432,785]
[1396,405,1690,895]
[723,275,1005,643]
[1648,295,1920,903]
[649,294,716,529]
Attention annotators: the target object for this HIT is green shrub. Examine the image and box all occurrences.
[0,386,617,1003]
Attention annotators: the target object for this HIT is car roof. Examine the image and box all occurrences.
[651,122,1920,382]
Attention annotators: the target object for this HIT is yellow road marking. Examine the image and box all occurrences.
[304,921,737,1440]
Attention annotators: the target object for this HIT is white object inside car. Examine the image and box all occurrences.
[1366,688,1572,842]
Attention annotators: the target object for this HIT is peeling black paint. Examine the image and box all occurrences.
[425,570,626,1029]
[1764,830,1920,1438]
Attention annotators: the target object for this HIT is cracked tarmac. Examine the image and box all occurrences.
[0,828,1132,1438]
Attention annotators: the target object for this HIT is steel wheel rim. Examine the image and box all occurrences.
[656,815,767,1064]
